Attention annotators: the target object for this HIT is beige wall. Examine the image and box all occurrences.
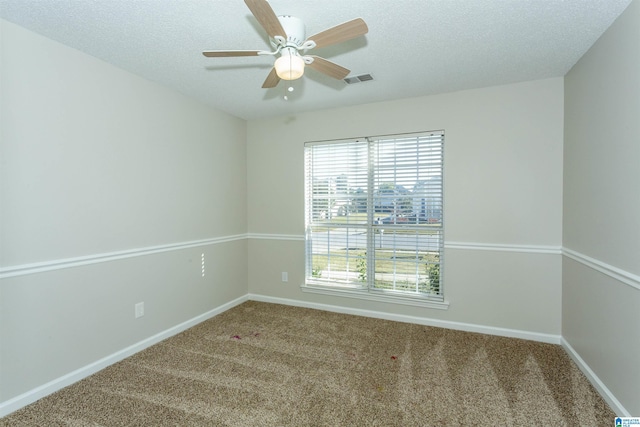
[0,20,248,403]
[1,21,247,265]
[563,0,640,415]
[247,78,564,336]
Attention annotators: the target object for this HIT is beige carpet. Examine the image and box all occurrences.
[1,301,615,426]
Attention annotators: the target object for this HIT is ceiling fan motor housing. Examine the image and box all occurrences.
[271,16,306,48]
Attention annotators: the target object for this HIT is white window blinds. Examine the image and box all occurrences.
[304,131,444,300]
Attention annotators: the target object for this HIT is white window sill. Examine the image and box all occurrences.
[300,283,450,310]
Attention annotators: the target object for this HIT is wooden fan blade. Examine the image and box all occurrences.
[307,56,350,80]
[244,0,286,39]
[262,67,281,88]
[202,50,261,57]
[306,18,368,49]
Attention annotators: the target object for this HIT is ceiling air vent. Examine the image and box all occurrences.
[344,73,374,84]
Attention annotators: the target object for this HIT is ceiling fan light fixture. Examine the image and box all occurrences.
[275,52,305,80]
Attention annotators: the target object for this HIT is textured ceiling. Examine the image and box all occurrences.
[0,0,633,120]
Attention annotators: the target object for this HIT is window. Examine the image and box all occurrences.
[304,131,444,302]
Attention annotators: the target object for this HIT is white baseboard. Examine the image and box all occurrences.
[248,293,561,344]
[2,293,627,419]
[0,294,248,418]
[561,338,630,417]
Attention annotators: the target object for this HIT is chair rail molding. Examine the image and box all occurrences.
[562,247,640,291]
[0,234,247,280]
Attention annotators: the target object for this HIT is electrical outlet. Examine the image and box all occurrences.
[135,302,144,318]
[281,272,288,282]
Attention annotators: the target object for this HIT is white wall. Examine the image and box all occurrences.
[247,78,564,337]
[563,0,640,416]
[0,20,248,405]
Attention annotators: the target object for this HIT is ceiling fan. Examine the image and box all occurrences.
[202,0,368,88]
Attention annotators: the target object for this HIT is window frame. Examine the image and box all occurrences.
[303,131,446,308]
